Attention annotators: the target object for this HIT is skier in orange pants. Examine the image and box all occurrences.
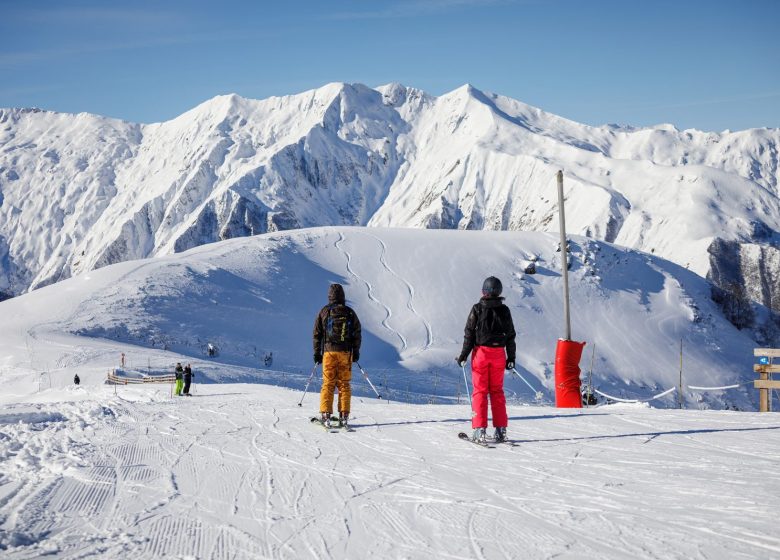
[313,284,362,428]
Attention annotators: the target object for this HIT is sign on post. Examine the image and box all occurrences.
[754,349,780,412]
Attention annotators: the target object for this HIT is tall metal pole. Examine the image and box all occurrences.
[557,170,572,341]
[678,338,683,409]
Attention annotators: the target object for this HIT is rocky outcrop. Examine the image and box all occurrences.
[708,236,780,314]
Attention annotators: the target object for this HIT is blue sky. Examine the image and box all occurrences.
[0,0,777,131]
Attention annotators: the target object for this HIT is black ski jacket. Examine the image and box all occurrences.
[458,296,516,362]
[313,284,362,355]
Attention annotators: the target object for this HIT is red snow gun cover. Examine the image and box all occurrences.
[555,339,586,408]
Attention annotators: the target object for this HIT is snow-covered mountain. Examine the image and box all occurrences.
[1,83,779,311]
[0,227,759,409]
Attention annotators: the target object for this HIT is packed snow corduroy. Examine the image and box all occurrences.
[471,346,508,428]
[320,351,352,415]
[554,339,586,408]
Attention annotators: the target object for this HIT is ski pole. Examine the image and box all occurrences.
[511,368,544,400]
[460,362,472,407]
[356,362,382,399]
[297,363,320,407]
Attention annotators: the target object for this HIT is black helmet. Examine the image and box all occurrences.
[482,276,502,297]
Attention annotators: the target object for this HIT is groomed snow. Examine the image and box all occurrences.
[0,383,778,559]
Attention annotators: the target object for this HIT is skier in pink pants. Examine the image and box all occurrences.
[456,276,517,443]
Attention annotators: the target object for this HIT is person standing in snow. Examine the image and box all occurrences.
[312,283,362,428]
[174,363,184,396]
[456,276,516,443]
[74,374,80,385]
[183,364,194,396]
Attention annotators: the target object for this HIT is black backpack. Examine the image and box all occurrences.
[476,304,509,347]
[326,305,354,345]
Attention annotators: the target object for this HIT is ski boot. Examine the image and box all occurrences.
[494,427,507,443]
[320,412,332,428]
[338,412,350,429]
[472,427,487,443]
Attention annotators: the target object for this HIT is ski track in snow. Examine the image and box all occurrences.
[1,384,780,559]
[361,231,434,354]
[334,230,408,351]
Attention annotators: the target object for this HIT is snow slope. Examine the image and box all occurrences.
[0,227,760,409]
[1,227,777,559]
[1,83,778,311]
[1,383,778,559]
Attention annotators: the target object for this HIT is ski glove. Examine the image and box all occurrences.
[352,351,359,362]
[314,353,322,364]
[505,360,514,370]
[456,356,467,368]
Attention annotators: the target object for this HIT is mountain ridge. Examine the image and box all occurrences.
[1,82,778,316]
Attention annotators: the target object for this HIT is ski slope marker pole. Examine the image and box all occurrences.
[461,363,472,407]
[297,363,320,407]
[557,170,572,341]
[356,362,382,399]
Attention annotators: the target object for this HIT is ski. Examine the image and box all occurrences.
[458,432,494,448]
[309,416,354,432]
[309,417,339,433]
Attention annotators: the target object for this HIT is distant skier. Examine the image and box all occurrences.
[207,343,216,357]
[174,363,184,396]
[183,364,194,396]
[313,283,362,428]
[74,374,80,385]
[456,276,516,443]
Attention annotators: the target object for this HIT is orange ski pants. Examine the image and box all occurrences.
[320,351,352,415]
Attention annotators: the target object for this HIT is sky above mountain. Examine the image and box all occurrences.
[0,0,778,132]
